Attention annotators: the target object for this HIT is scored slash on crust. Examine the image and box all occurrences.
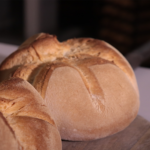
[12,55,113,112]
[0,32,138,95]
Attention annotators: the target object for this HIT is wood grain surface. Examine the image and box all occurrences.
[62,115,150,150]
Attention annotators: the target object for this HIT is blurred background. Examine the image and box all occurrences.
[1,0,150,67]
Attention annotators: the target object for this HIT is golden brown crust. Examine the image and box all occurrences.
[0,78,62,149]
[0,78,55,125]
[6,115,62,150]
[12,63,42,83]
[0,33,138,94]
[63,38,138,94]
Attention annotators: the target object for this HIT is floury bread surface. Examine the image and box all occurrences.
[0,33,140,141]
[0,112,20,150]
[0,78,62,150]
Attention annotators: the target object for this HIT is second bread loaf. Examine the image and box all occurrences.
[0,77,62,150]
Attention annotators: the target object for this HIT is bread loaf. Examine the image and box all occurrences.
[0,33,140,141]
[0,77,62,150]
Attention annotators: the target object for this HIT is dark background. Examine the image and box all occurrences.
[0,0,150,67]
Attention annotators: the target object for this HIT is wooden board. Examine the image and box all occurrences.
[62,115,150,150]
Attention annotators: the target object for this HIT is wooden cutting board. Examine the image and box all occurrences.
[62,115,150,150]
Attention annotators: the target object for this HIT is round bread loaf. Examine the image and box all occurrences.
[0,77,62,150]
[0,33,140,141]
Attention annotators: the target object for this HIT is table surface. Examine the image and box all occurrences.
[62,115,150,150]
